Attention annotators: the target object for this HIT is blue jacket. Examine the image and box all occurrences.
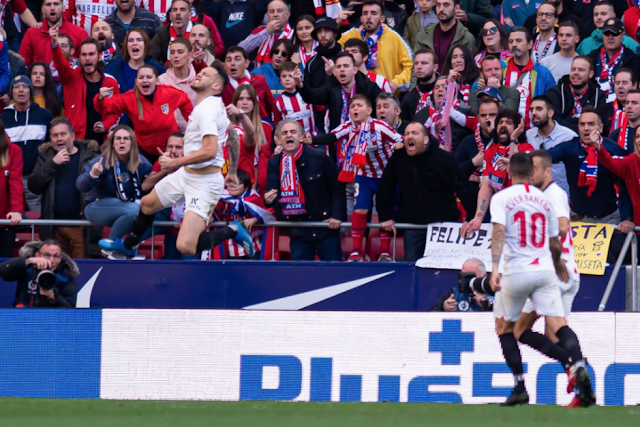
[1,103,52,174]
[0,36,9,94]
[547,138,632,219]
[501,58,556,101]
[501,0,542,28]
[76,154,152,202]
[252,63,303,99]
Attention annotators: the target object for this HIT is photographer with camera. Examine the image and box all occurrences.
[429,258,493,312]
[0,240,78,308]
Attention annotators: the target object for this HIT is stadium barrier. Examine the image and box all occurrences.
[1,310,638,405]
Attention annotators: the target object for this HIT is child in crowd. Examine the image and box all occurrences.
[274,61,318,137]
[404,0,438,48]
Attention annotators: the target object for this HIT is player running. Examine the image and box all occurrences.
[489,152,595,407]
[99,63,254,259]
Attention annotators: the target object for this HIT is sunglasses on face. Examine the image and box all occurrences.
[272,49,289,57]
[481,26,499,36]
[603,31,623,37]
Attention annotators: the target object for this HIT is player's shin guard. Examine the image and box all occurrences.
[499,332,526,392]
[124,211,155,249]
[556,326,585,366]
[195,226,238,253]
[351,212,367,253]
[519,329,570,367]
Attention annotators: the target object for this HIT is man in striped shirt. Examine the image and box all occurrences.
[274,61,317,137]
[63,0,117,35]
[343,38,393,93]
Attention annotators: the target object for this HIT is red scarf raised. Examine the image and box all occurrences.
[279,145,306,215]
[611,100,628,135]
[578,141,599,196]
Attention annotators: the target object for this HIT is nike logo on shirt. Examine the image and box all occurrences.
[226,12,245,28]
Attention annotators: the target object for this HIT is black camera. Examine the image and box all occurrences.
[458,272,494,297]
[35,269,56,291]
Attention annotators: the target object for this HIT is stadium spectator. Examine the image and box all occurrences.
[19,0,89,68]
[56,34,79,68]
[28,118,100,259]
[238,0,294,67]
[623,2,640,43]
[379,122,475,262]
[539,21,579,84]
[525,95,578,197]
[441,45,479,105]
[0,31,8,97]
[523,0,583,41]
[0,0,38,34]
[570,0,631,46]
[339,0,414,93]
[26,62,63,120]
[429,258,492,311]
[77,125,152,240]
[201,0,269,51]
[503,27,555,129]
[273,61,317,137]
[404,0,438,49]
[221,46,274,120]
[164,0,225,58]
[103,0,162,45]
[188,24,216,68]
[609,90,640,155]
[546,106,631,226]
[1,76,52,212]
[547,56,606,134]
[587,18,640,103]
[265,120,346,262]
[0,239,77,307]
[474,18,511,67]
[469,56,519,114]
[0,29,27,95]
[577,1,639,56]
[63,0,117,35]
[95,65,193,162]
[343,38,393,93]
[291,15,316,69]
[0,118,24,257]
[401,48,438,122]
[92,21,121,68]
[530,2,559,65]
[413,0,476,67]
[51,34,120,142]
[501,0,538,29]
[376,92,406,135]
[158,38,196,133]
[603,68,638,137]
[304,17,342,91]
[253,39,295,97]
[289,0,342,25]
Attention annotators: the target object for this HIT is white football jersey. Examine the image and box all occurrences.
[183,95,229,169]
[490,182,559,275]
[543,182,580,282]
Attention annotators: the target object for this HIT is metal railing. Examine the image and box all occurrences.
[599,228,638,312]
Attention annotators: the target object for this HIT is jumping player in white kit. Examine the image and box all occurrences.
[99,63,254,258]
[489,152,595,407]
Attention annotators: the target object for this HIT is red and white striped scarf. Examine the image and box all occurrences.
[279,145,306,215]
[416,89,433,113]
[100,42,117,65]
[256,23,294,66]
[459,82,470,104]
[337,119,375,182]
[611,100,628,134]
[427,81,457,151]
[168,21,192,58]
[298,40,318,67]
[229,69,252,89]
[313,0,343,18]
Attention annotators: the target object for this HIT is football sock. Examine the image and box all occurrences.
[499,332,526,392]
[195,225,238,253]
[124,211,155,249]
[380,230,391,254]
[351,211,367,253]
[519,329,570,367]
[555,326,585,366]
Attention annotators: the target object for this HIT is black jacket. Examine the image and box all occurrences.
[266,146,347,242]
[413,101,473,154]
[27,140,100,240]
[587,46,640,89]
[547,76,606,133]
[0,241,78,308]
[303,42,342,90]
[378,137,476,224]
[400,80,436,123]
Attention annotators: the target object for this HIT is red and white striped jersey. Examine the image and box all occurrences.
[63,0,117,35]
[331,118,402,179]
[136,0,169,23]
[367,71,392,93]
[1,0,28,27]
[274,92,317,136]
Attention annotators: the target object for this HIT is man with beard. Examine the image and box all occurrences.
[526,95,577,197]
[19,0,89,67]
[577,1,639,56]
[603,69,638,137]
[378,122,475,262]
[609,90,640,155]
[570,0,630,43]
[523,0,584,41]
[189,24,216,68]
[91,21,121,68]
[469,55,519,115]
[461,109,534,238]
[149,0,197,64]
[401,48,438,122]
[63,0,117,35]
[530,2,559,64]
[104,0,162,45]
[304,17,342,90]
[238,0,294,67]
[339,0,414,93]
[547,56,606,133]
[540,21,579,84]
[50,25,120,141]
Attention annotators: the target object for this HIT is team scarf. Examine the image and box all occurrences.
[532,32,557,64]
[504,58,534,126]
[279,145,306,215]
[361,24,385,70]
[256,23,294,66]
[578,140,599,196]
[340,82,356,124]
[470,124,488,182]
[114,159,141,202]
[415,86,433,113]
[427,81,457,151]
[313,0,343,18]
[570,84,585,118]
[617,125,631,151]
[611,100,628,135]
[487,144,509,191]
[229,69,252,89]
[168,21,193,58]
[298,40,319,67]
[100,42,117,65]
[459,82,470,104]
[474,48,511,67]
[599,45,624,95]
[215,189,276,223]
[337,119,375,182]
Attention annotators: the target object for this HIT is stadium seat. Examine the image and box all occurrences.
[278,235,292,260]
[138,235,165,260]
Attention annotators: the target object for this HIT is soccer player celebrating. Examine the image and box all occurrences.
[489,152,595,407]
[99,63,254,258]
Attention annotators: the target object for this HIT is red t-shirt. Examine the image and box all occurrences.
[482,142,535,188]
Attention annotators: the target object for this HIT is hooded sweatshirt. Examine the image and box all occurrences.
[547,75,606,133]
[0,103,52,174]
[158,65,197,133]
[577,29,640,56]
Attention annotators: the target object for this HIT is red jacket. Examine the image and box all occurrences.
[52,44,120,140]
[95,85,193,156]
[19,20,89,67]
[598,147,640,227]
[0,143,24,217]
[221,73,275,121]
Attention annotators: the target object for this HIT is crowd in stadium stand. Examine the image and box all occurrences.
[1,0,639,262]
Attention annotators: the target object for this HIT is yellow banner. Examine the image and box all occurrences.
[570,222,616,275]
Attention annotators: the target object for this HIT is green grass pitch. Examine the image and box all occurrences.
[0,399,639,427]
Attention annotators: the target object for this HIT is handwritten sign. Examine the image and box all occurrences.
[570,222,615,275]
[416,222,493,271]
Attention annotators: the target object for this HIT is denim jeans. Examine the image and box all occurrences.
[403,229,427,262]
[84,198,140,239]
[289,234,342,261]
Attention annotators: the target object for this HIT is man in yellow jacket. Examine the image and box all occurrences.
[339,0,413,93]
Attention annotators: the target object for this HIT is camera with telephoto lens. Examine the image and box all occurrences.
[458,272,494,297]
[34,269,57,291]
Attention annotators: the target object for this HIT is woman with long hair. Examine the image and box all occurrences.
[0,119,24,257]
[95,65,193,162]
[252,39,296,96]
[291,15,317,69]
[158,37,197,133]
[474,18,511,67]
[26,62,63,119]
[77,126,152,240]
[441,45,481,105]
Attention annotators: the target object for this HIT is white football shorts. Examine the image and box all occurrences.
[521,277,580,320]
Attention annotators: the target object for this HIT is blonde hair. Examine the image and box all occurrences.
[231,85,265,150]
[134,65,159,120]
[102,125,142,173]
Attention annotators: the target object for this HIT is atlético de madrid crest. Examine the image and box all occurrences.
[161,104,169,114]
